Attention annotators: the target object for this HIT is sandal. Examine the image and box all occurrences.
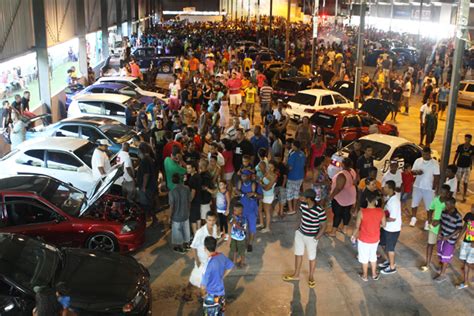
[308,280,316,288]
[282,275,299,282]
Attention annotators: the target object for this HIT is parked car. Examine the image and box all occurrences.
[365,49,400,67]
[458,80,474,108]
[286,89,353,120]
[264,65,309,88]
[26,117,139,159]
[66,82,155,108]
[249,49,282,69]
[391,47,419,65]
[309,99,398,147]
[96,76,168,101]
[68,93,141,125]
[327,134,440,180]
[0,137,115,193]
[131,47,175,73]
[0,233,151,314]
[272,77,314,103]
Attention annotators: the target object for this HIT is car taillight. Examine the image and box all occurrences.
[304,109,316,114]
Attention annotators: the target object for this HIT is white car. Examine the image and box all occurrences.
[96,76,168,102]
[327,134,440,181]
[286,89,353,120]
[68,94,141,125]
[0,137,115,193]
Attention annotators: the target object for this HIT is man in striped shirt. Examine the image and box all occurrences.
[434,197,463,283]
[259,80,273,121]
[283,189,327,288]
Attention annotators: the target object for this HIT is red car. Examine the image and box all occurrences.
[310,99,398,148]
[0,167,145,253]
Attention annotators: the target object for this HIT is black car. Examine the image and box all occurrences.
[272,77,314,102]
[131,47,175,73]
[0,233,151,315]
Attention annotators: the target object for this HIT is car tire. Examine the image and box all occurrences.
[86,233,118,252]
[160,63,172,74]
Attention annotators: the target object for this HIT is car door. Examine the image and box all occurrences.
[458,83,468,106]
[339,115,362,146]
[45,150,91,192]
[1,196,73,247]
[53,124,79,138]
[0,279,34,316]
[13,149,47,176]
[103,102,126,124]
[319,94,336,109]
[463,83,474,107]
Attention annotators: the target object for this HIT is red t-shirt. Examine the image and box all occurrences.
[222,150,234,173]
[227,78,242,95]
[256,73,266,88]
[401,170,414,193]
[163,141,183,159]
[359,207,385,243]
[130,63,141,78]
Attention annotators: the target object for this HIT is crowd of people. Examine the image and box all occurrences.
[91,19,474,312]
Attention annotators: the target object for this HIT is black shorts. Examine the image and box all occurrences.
[380,230,400,252]
[189,203,201,222]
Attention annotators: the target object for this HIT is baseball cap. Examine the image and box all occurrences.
[98,139,111,146]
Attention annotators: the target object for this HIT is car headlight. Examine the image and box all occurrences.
[122,291,145,313]
[121,222,138,234]
[4,303,14,312]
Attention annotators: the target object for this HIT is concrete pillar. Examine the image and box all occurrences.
[32,0,51,107]
[127,0,132,36]
[101,0,109,60]
[116,0,122,37]
[76,0,88,82]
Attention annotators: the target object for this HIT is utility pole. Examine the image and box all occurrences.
[389,0,394,32]
[439,0,469,187]
[268,0,273,48]
[417,0,423,46]
[310,0,319,73]
[353,0,366,109]
[285,0,291,61]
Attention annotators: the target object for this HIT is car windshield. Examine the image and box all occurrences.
[39,179,86,217]
[343,139,391,161]
[0,235,59,291]
[73,142,95,168]
[100,123,135,143]
[311,113,337,128]
[289,93,317,106]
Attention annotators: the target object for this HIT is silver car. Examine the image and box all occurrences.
[458,80,474,108]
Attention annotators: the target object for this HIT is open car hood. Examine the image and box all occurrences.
[360,98,394,123]
[80,165,123,216]
[331,81,354,101]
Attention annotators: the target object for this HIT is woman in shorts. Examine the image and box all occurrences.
[259,160,277,233]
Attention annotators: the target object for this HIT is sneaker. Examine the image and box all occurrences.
[224,234,229,241]
[261,228,270,233]
[409,217,417,227]
[378,260,389,268]
[372,274,380,281]
[173,246,186,254]
[419,265,429,272]
[247,244,253,252]
[424,221,430,231]
[456,283,469,290]
[256,224,264,230]
[380,267,397,275]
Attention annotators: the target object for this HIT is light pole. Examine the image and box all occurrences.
[268,0,273,48]
[439,0,470,188]
[310,0,319,73]
[285,0,291,61]
[353,0,367,109]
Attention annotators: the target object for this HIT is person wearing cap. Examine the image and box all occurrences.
[409,147,440,229]
[382,160,403,192]
[282,189,327,288]
[91,139,111,180]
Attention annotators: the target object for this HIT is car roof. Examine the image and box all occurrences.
[0,174,62,192]
[56,116,122,126]
[97,76,137,82]
[358,134,411,147]
[460,80,474,84]
[73,93,131,103]
[89,82,127,90]
[16,137,90,151]
[297,89,341,97]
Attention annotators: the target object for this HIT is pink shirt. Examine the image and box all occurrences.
[206,59,215,73]
[227,78,242,95]
[331,169,357,206]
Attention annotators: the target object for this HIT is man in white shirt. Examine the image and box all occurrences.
[410,147,440,229]
[117,143,135,201]
[401,78,411,115]
[380,180,402,275]
[444,164,458,197]
[91,139,111,180]
[419,101,432,146]
[382,160,403,191]
[239,110,251,132]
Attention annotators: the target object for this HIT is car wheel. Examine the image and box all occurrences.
[86,233,118,252]
[160,63,172,74]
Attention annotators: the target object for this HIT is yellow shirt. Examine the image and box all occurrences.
[243,57,253,70]
[245,87,257,104]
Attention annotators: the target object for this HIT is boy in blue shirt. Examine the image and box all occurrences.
[201,236,234,313]
[230,202,247,267]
